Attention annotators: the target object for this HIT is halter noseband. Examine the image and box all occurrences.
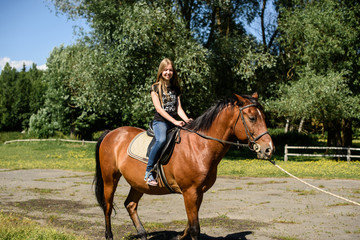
[234,103,270,152]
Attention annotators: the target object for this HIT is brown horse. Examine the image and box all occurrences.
[94,93,274,240]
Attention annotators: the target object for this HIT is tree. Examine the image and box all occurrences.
[29,44,96,138]
[31,0,213,138]
[0,63,46,132]
[0,63,17,130]
[35,0,283,137]
[13,64,32,129]
[269,0,360,146]
[28,63,46,115]
[52,0,278,96]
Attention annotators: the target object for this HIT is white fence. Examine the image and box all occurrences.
[284,144,360,162]
[4,139,97,145]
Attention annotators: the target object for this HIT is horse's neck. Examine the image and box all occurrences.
[207,108,236,142]
[202,108,236,163]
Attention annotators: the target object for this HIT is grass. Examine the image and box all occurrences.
[0,132,360,179]
[0,212,87,240]
[0,141,95,171]
[219,159,360,179]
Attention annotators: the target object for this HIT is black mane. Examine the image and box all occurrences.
[186,95,261,132]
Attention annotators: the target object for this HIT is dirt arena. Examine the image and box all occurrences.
[0,169,359,240]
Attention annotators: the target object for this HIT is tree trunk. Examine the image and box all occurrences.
[285,119,289,133]
[326,120,342,147]
[261,0,267,50]
[298,117,305,133]
[341,119,352,147]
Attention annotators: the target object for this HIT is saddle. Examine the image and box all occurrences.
[127,123,180,193]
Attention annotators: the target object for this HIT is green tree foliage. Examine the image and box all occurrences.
[30,1,212,138]
[13,65,32,129]
[30,0,214,138]
[268,68,359,121]
[0,63,45,131]
[268,0,360,146]
[28,63,46,114]
[36,0,278,139]
[0,63,17,130]
[29,44,97,138]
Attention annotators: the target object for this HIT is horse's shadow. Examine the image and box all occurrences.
[131,230,253,240]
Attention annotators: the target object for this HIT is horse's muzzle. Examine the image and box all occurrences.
[257,144,274,160]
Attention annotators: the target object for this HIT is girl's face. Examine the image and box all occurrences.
[161,64,173,82]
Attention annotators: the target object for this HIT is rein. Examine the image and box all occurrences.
[179,125,249,148]
[180,103,270,152]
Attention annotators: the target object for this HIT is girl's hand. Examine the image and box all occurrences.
[173,120,185,127]
[185,118,193,124]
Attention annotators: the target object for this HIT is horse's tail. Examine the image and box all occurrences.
[94,130,111,213]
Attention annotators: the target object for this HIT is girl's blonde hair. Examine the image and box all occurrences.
[152,58,180,106]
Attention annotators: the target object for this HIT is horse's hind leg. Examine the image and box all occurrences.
[103,172,121,240]
[124,187,147,240]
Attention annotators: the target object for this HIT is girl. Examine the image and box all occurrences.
[145,58,192,186]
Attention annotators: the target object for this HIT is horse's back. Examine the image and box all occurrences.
[99,126,144,173]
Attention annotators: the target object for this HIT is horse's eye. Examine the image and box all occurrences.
[249,116,256,122]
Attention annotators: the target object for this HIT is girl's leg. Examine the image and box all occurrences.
[146,121,169,175]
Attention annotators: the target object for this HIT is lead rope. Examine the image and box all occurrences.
[268,160,360,207]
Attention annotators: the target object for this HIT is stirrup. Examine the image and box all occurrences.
[146,174,158,186]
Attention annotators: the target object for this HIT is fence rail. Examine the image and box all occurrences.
[284,144,360,162]
[4,139,97,145]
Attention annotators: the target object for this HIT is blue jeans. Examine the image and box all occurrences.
[146,120,174,172]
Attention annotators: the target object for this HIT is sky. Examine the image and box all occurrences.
[0,0,89,71]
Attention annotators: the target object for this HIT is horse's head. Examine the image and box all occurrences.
[233,93,274,160]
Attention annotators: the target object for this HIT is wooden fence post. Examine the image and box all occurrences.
[284,144,288,161]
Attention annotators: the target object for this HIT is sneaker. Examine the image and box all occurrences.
[146,174,158,186]
[144,171,150,182]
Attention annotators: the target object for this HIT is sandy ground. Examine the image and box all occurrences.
[0,169,359,240]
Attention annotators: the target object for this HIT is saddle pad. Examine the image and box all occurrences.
[127,131,152,163]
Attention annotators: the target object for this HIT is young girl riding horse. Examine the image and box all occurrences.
[145,58,192,186]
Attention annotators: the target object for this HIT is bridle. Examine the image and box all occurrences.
[234,103,270,152]
[180,103,270,152]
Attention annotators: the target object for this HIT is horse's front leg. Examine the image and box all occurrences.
[179,188,203,240]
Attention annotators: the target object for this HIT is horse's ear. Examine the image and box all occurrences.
[234,93,245,102]
[234,93,245,103]
[234,93,245,105]
[252,92,259,100]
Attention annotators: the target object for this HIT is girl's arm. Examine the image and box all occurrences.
[177,96,193,124]
[151,91,185,126]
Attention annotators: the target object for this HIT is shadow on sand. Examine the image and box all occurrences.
[130,230,253,240]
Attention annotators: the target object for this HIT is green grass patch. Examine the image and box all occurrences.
[0,141,95,171]
[0,132,37,144]
[0,212,86,240]
[1,132,360,179]
[218,159,360,179]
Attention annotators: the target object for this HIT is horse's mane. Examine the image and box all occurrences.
[187,94,262,132]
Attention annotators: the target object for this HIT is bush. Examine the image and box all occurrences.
[28,108,60,138]
[270,129,319,147]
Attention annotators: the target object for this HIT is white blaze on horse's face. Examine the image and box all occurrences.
[257,109,264,121]
[252,107,274,159]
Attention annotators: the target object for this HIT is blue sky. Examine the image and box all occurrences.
[0,0,88,71]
